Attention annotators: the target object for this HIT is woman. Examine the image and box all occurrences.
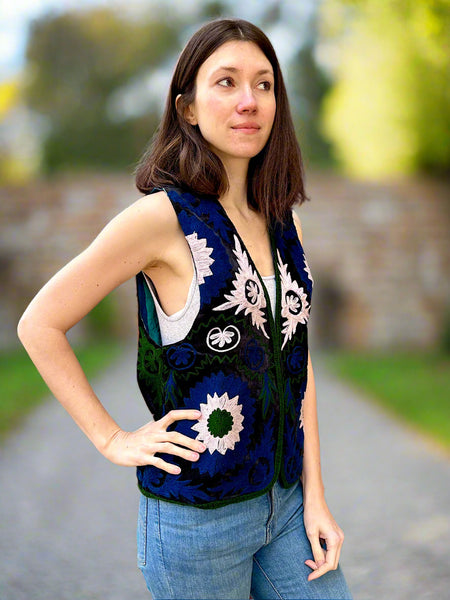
[18,18,352,600]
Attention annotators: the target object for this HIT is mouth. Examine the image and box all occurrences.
[231,123,261,133]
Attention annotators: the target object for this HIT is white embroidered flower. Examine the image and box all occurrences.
[285,294,301,313]
[191,392,244,455]
[185,233,214,284]
[277,250,310,350]
[213,235,269,338]
[246,280,260,303]
[209,329,234,348]
[299,402,304,429]
[303,253,314,286]
[206,325,241,352]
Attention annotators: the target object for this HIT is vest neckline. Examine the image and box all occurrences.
[212,199,276,279]
[209,196,282,345]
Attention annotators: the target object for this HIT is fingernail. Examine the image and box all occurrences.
[198,443,206,451]
[191,452,199,460]
[174,467,181,474]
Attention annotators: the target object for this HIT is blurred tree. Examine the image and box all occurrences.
[289,43,333,167]
[0,78,43,184]
[0,80,19,116]
[23,7,180,174]
[286,6,333,167]
[200,1,229,19]
[318,0,450,179]
[261,0,282,26]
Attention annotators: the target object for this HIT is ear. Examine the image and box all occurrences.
[175,93,198,126]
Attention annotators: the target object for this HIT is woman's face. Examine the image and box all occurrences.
[184,41,276,169]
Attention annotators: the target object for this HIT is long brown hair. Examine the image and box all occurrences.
[134,18,308,223]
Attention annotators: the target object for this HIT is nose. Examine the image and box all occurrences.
[237,85,257,113]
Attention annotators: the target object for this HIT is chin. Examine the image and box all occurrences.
[210,143,267,164]
[231,144,267,159]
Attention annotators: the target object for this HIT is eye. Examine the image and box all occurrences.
[217,77,234,88]
[257,81,273,91]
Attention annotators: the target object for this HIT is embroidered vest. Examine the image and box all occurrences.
[136,187,314,509]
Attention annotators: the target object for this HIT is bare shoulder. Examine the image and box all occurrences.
[291,209,303,244]
[125,190,178,230]
[88,190,180,270]
[102,190,178,240]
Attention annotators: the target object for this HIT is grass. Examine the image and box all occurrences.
[324,349,450,451]
[0,339,122,442]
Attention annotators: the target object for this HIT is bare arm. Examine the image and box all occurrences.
[17,191,206,471]
[292,209,345,581]
[301,351,325,500]
[292,211,325,498]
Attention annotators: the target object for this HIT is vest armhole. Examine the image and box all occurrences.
[136,272,162,346]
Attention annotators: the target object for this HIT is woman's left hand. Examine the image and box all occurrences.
[303,497,345,581]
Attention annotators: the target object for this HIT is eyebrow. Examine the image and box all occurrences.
[210,66,274,77]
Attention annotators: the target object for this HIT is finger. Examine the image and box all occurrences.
[335,528,345,565]
[164,430,206,453]
[149,455,182,475]
[308,534,326,568]
[151,442,201,463]
[307,535,343,581]
[159,409,202,428]
[330,539,342,570]
[323,531,343,570]
[307,560,333,581]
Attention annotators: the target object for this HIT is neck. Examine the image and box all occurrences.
[219,157,252,215]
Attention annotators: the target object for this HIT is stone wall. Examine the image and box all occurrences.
[301,172,449,350]
[1,171,449,350]
[0,172,138,348]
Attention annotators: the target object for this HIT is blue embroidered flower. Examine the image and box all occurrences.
[286,345,307,374]
[242,338,265,371]
[166,343,197,370]
[177,372,256,477]
[138,465,167,489]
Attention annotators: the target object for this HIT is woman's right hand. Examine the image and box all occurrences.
[103,410,206,474]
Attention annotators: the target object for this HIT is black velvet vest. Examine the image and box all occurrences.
[136,187,313,508]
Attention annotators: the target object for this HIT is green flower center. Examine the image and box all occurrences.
[207,408,233,438]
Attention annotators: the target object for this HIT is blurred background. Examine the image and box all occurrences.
[1,0,448,444]
[0,2,449,599]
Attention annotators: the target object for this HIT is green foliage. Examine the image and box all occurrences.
[23,7,180,173]
[84,293,119,340]
[200,1,229,19]
[325,349,450,449]
[0,340,121,441]
[318,0,450,179]
[441,305,450,354]
[289,45,333,166]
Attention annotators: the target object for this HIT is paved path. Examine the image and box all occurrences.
[1,344,449,600]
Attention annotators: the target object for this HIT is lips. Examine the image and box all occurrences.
[231,122,260,130]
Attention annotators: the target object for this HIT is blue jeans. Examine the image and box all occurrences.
[137,480,352,599]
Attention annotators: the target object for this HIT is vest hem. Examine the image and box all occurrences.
[137,475,301,510]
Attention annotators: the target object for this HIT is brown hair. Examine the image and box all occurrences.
[134,18,308,223]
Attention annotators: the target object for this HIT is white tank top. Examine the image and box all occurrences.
[144,261,276,346]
